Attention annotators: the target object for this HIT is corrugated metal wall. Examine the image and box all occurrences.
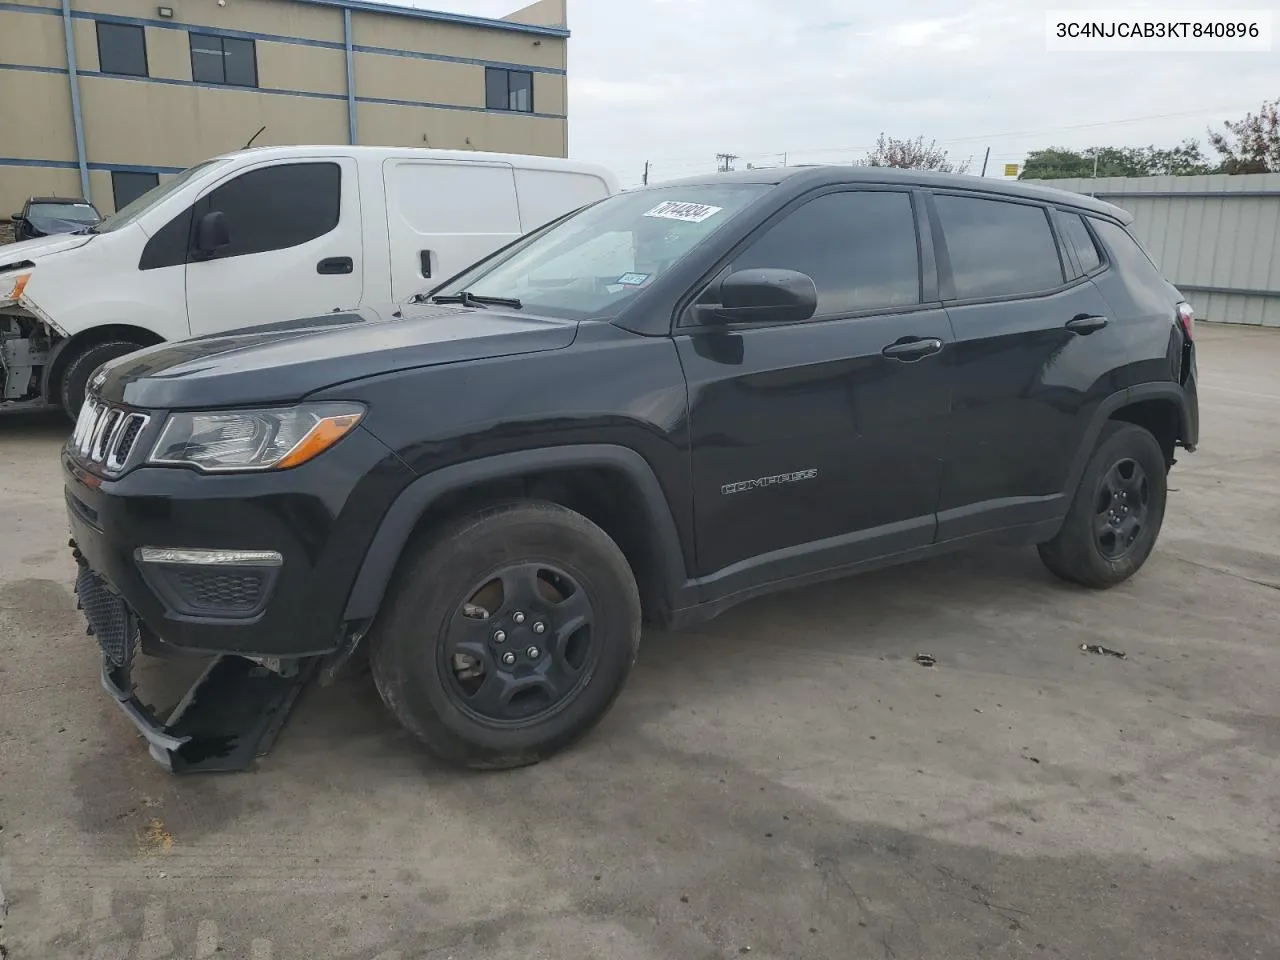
[1024,173,1280,326]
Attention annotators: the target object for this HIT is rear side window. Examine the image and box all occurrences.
[197,162,340,258]
[731,190,921,316]
[1059,213,1103,274]
[1090,218,1162,275]
[934,195,1064,299]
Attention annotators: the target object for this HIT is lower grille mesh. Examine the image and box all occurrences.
[76,565,136,668]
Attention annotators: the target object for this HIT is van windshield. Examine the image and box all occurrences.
[432,183,771,319]
[94,160,228,234]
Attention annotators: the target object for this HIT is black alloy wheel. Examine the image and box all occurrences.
[1094,457,1150,560]
[443,562,599,725]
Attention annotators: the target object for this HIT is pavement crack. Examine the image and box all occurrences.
[1170,555,1280,591]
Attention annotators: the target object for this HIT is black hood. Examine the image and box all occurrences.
[94,304,579,410]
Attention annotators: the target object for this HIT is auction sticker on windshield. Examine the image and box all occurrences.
[643,201,723,223]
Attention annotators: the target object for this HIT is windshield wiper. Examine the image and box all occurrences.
[430,291,523,310]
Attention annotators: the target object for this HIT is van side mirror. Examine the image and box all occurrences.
[698,268,818,325]
[194,210,230,257]
[10,214,23,223]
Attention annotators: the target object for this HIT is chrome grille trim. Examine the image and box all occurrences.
[72,400,150,473]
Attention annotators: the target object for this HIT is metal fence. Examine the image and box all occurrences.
[1025,173,1280,326]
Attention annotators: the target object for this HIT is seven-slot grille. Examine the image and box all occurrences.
[72,399,149,472]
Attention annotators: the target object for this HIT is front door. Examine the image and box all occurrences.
[185,158,363,338]
[929,192,1129,540]
[675,188,953,588]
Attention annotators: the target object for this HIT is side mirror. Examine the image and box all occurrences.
[701,268,818,325]
[193,210,230,257]
[10,214,23,223]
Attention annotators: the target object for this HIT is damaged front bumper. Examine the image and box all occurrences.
[73,542,317,773]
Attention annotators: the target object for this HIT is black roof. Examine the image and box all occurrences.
[650,165,1132,222]
[26,196,92,205]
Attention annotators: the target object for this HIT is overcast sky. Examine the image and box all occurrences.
[416,0,1276,187]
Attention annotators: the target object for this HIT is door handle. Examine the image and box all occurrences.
[882,337,943,361]
[317,256,354,275]
[1065,314,1108,335]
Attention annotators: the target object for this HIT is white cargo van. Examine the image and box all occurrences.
[0,146,618,416]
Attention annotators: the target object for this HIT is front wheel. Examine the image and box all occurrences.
[1039,421,1168,588]
[370,501,642,769]
[57,339,147,420]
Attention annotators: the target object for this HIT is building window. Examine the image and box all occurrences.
[190,32,258,87]
[96,22,148,77]
[485,67,533,112]
[111,171,160,211]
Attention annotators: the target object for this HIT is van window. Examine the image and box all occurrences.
[96,159,227,234]
[729,190,920,317]
[197,162,341,258]
[934,195,1064,299]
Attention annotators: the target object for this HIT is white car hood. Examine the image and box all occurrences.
[0,232,95,270]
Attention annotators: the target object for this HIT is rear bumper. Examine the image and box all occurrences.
[63,425,412,658]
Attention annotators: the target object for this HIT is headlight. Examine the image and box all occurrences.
[148,402,364,472]
[0,272,31,304]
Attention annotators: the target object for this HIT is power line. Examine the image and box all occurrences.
[634,103,1252,170]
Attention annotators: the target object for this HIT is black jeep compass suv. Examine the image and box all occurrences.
[64,166,1199,772]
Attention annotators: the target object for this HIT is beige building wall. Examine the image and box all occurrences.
[0,8,66,68]
[0,0,571,216]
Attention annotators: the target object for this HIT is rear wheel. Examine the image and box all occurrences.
[1039,421,1167,588]
[57,339,147,420]
[370,500,641,769]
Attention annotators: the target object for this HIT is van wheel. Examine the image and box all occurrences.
[1039,422,1167,588]
[58,340,146,420]
[370,501,641,770]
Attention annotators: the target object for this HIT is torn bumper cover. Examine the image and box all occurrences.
[72,541,315,773]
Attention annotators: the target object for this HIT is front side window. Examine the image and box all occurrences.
[485,67,533,112]
[196,162,340,258]
[729,190,921,317]
[433,183,771,319]
[111,171,160,212]
[96,22,148,77]
[190,32,258,87]
[934,195,1064,300]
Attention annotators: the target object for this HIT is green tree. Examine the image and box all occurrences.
[1020,140,1211,179]
[1209,98,1280,173]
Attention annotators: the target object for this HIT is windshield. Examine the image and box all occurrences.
[27,202,100,226]
[94,159,228,234]
[433,183,772,318]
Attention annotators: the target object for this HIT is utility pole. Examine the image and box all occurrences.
[642,161,649,186]
[716,153,739,173]
[980,146,990,177]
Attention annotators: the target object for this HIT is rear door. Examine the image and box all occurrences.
[931,191,1125,540]
[184,158,362,338]
[676,187,953,581]
[384,159,521,302]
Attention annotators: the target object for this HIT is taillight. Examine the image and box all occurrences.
[1177,301,1195,341]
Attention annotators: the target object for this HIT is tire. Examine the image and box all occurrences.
[1038,421,1168,589]
[57,339,146,420]
[369,500,642,770]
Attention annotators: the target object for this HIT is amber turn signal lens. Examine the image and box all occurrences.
[276,412,363,469]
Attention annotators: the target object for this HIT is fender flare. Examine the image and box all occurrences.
[1065,383,1194,495]
[342,444,691,622]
